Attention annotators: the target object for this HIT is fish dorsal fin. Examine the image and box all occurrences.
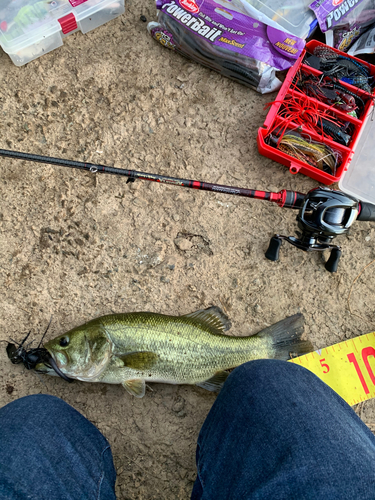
[122,379,146,398]
[117,351,158,370]
[196,370,229,392]
[183,306,231,333]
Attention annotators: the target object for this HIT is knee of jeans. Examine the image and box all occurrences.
[2,394,73,420]
[227,359,304,388]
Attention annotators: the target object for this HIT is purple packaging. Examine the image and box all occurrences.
[310,0,366,32]
[310,0,375,51]
[155,0,305,71]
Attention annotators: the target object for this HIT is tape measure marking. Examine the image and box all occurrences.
[289,331,375,406]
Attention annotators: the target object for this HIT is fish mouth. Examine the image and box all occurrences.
[48,356,74,383]
[34,362,55,375]
[45,352,75,383]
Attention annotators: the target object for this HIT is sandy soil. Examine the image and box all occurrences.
[1,2,375,498]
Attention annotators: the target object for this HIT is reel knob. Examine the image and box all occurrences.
[325,248,342,273]
[265,236,282,262]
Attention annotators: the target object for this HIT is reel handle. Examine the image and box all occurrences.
[325,248,342,273]
[265,236,282,261]
[358,202,375,222]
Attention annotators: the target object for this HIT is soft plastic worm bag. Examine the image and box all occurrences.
[148,1,306,94]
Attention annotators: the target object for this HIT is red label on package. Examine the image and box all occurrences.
[179,0,199,13]
[69,0,88,6]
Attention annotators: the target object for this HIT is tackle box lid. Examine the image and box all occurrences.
[240,0,317,39]
[0,0,119,53]
[339,109,375,205]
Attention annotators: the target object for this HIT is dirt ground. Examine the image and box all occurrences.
[1,2,375,498]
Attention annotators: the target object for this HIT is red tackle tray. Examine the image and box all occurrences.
[257,40,375,185]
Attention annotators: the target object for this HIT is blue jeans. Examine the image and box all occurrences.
[0,394,116,500]
[1,361,375,499]
[192,360,375,499]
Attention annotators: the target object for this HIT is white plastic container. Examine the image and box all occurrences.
[0,0,125,66]
[239,0,318,39]
[339,109,375,205]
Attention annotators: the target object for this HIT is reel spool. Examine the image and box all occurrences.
[266,188,360,272]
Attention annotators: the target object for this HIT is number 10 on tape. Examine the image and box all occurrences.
[288,332,375,406]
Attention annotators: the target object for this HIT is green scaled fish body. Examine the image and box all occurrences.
[41,307,312,398]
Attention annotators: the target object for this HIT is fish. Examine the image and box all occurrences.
[35,307,313,398]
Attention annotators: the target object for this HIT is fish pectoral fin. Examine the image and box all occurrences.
[196,370,229,392]
[122,379,146,398]
[183,306,231,333]
[116,351,158,370]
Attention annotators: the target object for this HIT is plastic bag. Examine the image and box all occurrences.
[148,0,305,94]
[310,0,375,52]
[348,22,375,55]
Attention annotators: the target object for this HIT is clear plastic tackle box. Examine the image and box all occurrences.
[339,112,375,205]
[240,0,318,39]
[0,0,125,66]
[211,0,317,39]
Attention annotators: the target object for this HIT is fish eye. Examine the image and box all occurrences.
[59,337,69,347]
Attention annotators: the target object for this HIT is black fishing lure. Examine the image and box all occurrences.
[6,328,74,382]
[312,46,374,94]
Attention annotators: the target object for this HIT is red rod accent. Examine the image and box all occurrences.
[0,148,305,209]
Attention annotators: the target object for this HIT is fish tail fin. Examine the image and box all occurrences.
[257,313,313,360]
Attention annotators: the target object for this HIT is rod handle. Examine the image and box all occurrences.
[278,190,306,209]
[358,201,375,222]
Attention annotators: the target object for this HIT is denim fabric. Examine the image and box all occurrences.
[2,360,375,500]
[191,360,375,500]
[0,394,116,500]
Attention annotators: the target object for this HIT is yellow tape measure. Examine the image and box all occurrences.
[289,332,375,406]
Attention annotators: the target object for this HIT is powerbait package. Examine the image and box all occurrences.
[345,20,375,55]
[147,0,305,94]
[310,0,375,52]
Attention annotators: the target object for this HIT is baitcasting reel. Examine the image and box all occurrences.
[266,188,375,272]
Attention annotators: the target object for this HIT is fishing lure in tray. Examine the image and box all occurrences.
[293,72,366,118]
[312,46,374,94]
[267,131,339,176]
[2,0,58,37]
[276,93,353,146]
[316,117,352,146]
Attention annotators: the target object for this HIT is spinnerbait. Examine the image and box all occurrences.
[294,72,366,117]
[267,131,339,175]
[277,93,354,146]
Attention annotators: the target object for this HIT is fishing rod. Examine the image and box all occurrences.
[1,148,375,272]
[0,148,305,208]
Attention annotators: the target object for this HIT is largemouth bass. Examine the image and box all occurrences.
[36,307,312,398]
